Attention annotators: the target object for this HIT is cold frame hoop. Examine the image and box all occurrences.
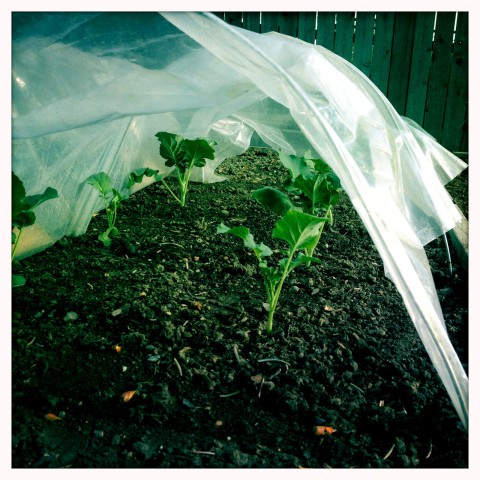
[161,11,468,427]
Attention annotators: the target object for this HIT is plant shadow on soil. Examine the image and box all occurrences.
[12,149,468,468]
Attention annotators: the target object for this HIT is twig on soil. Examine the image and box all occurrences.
[425,439,433,459]
[156,242,184,252]
[258,358,290,373]
[258,377,265,398]
[219,391,240,398]
[268,368,282,380]
[192,450,216,456]
[233,344,246,365]
[173,357,183,377]
[383,442,396,460]
[349,383,365,394]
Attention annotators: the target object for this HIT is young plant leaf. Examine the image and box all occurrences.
[12,274,26,288]
[13,172,58,229]
[272,210,328,252]
[125,167,159,189]
[182,138,216,168]
[217,223,273,259]
[252,186,299,217]
[155,131,186,168]
[86,172,113,195]
[278,151,311,180]
[293,172,329,207]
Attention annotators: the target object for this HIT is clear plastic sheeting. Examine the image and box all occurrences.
[12,12,468,427]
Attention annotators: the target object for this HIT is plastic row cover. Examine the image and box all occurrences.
[12,12,467,426]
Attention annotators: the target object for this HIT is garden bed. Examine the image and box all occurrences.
[12,149,468,468]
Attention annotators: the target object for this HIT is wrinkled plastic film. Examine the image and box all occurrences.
[12,12,467,426]
[161,12,468,427]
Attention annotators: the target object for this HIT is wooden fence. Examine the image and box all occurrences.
[214,12,468,154]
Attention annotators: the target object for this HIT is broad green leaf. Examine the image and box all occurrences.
[155,131,185,165]
[12,172,27,219]
[252,187,299,216]
[23,187,58,210]
[13,210,36,229]
[217,223,272,258]
[310,157,331,174]
[182,138,216,168]
[126,167,159,189]
[278,151,311,180]
[293,172,327,207]
[272,210,328,252]
[12,274,26,288]
[291,253,322,269]
[86,172,113,195]
[13,172,58,228]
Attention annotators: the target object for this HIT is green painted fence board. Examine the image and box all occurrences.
[260,12,299,36]
[243,12,260,32]
[370,12,395,95]
[261,12,278,33]
[441,12,468,152]
[334,12,355,61]
[277,12,298,37]
[387,13,416,115]
[224,12,242,28]
[316,12,336,52]
[423,12,456,142]
[404,12,436,125]
[352,12,375,77]
[297,12,317,44]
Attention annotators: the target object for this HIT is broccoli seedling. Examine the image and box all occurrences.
[253,151,341,265]
[217,210,327,334]
[12,172,58,287]
[86,167,158,246]
[154,131,216,207]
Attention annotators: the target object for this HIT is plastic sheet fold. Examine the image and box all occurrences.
[12,12,468,426]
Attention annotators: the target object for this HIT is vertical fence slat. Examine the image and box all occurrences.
[352,12,375,77]
[334,12,355,61]
[223,12,242,27]
[370,12,395,95]
[423,12,457,142]
[297,12,317,44]
[277,12,298,37]
[387,13,416,115]
[441,12,468,152]
[243,12,261,32]
[316,12,336,51]
[261,12,278,33]
[404,12,436,126]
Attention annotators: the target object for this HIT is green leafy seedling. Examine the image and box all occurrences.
[217,210,327,334]
[86,167,158,246]
[253,151,341,265]
[12,172,58,287]
[154,131,216,207]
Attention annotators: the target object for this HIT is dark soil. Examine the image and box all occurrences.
[12,149,468,468]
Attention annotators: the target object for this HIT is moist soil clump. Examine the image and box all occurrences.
[12,149,468,468]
